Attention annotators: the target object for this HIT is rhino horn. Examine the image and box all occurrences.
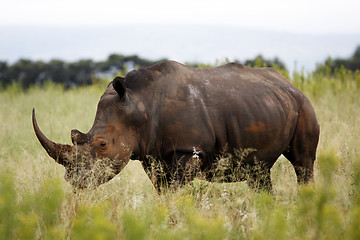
[71,129,89,145]
[32,108,73,166]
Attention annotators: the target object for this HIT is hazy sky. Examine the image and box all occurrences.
[2,0,360,34]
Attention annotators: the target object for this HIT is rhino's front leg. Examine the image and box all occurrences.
[167,151,203,189]
[140,156,170,192]
[141,150,202,192]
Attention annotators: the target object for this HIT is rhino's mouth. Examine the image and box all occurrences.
[64,158,119,189]
[33,108,128,189]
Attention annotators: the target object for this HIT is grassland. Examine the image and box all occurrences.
[1,66,360,239]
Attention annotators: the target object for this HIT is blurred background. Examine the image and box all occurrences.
[1,0,360,88]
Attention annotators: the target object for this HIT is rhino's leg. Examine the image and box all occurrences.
[284,149,316,184]
[168,151,201,189]
[246,164,272,191]
[141,158,171,192]
[283,105,320,184]
[140,151,198,192]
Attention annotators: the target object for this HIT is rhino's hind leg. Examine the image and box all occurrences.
[283,151,315,184]
[283,104,320,184]
[283,148,317,184]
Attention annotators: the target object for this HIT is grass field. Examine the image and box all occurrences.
[1,66,360,239]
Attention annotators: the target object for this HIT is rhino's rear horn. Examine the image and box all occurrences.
[71,129,89,144]
[32,108,73,166]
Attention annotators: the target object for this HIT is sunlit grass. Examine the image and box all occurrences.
[1,69,360,239]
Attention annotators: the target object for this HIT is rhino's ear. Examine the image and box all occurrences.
[113,76,126,100]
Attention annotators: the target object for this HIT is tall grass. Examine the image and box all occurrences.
[1,67,360,239]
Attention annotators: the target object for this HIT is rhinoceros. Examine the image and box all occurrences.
[33,60,319,190]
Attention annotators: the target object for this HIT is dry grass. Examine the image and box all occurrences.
[1,70,360,239]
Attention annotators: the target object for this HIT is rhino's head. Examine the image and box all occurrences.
[33,77,145,189]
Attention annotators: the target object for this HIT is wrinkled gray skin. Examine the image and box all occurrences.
[33,61,320,190]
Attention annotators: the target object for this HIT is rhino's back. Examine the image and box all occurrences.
[125,60,299,102]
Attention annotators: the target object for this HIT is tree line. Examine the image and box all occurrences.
[324,46,360,71]
[0,54,288,90]
[1,46,359,90]
[0,54,164,89]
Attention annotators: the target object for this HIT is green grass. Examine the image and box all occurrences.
[1,69,360,239]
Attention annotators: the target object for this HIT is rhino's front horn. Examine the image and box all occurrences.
[32,108,73,166]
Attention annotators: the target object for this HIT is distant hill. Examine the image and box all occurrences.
[1,25,359,72]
